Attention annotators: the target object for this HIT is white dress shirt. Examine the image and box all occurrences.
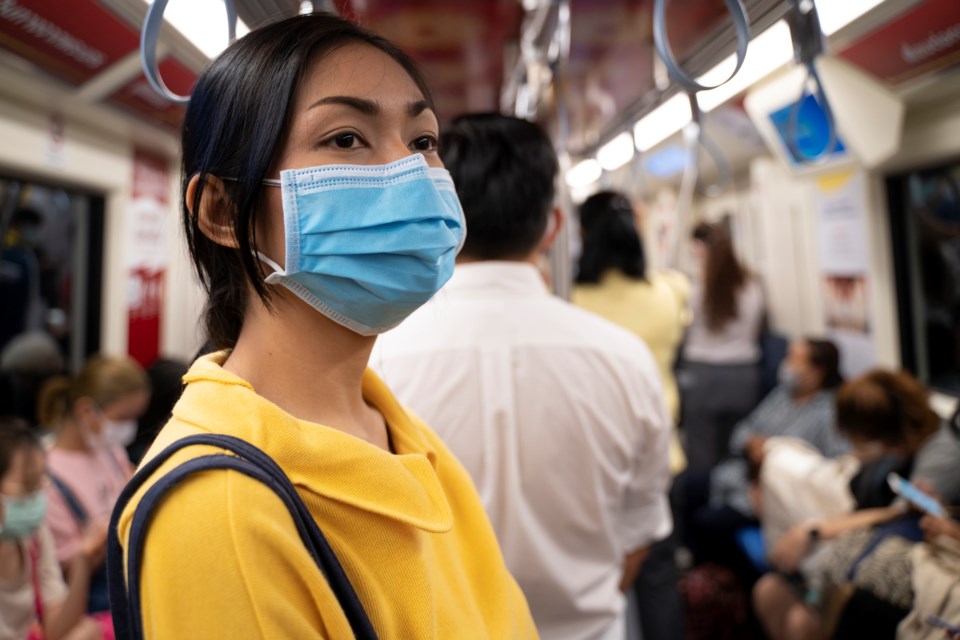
[372,262,673,640]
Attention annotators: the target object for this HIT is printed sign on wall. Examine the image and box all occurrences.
[816,170,876,377]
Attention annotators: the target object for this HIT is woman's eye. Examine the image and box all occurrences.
[333,133,358,149]
[411,135,438,152]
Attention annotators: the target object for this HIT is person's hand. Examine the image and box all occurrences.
[770,524,814,574]
[619,546,650,592]
[920,513,960,543]
[80,519,109,569]
[744,436,767,466]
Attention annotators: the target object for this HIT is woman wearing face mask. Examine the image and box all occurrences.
[109,13,534,640]
[38,355,149,617]
[0,417,105,640]
[755,369,960,640]
[678,339,847,581]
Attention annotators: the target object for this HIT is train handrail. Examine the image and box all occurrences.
[653,0,750,94]
[140,0,238,105]
[652,0,750,198]
[784,0,839,163]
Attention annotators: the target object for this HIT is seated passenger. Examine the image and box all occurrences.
[755,369,960,640]
[680,339,847,577]
[39,355,149,615]
[374,114,672,639]
[0,417,105,640]
[112,14,535,639]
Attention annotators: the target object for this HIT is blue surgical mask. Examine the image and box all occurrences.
[0,491,48,540]
[778,364,801,392]
[256,154,465,335]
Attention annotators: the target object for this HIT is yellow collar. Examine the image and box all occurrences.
[172,353,452,532]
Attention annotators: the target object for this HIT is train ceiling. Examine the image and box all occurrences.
[0,0,958,156]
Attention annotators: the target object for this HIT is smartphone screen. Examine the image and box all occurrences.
[887,473,947,518]
[926,614,960,635]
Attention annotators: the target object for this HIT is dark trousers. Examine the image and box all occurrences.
[675,470,761,586]
[680,361,760,474]
[633,532,684,640]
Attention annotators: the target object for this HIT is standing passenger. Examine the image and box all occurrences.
[374,114,672,640]
[112,14,535,639]
[682,222,765,472]
[573,190,689,472]
[572,190,687,640]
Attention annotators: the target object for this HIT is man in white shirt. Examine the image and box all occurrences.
[372,114,672,640]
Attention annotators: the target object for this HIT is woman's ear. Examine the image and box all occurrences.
[73,396,100,432]
[186,174,239,249]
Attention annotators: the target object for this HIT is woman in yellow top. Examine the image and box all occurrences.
[112,12,535,640]
[572,190,688,640]
[573,191,689,473]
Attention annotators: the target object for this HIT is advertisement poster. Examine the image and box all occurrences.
[127,149,169,367]
[816,170,875,377]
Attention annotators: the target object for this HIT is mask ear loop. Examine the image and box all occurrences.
[141,0,238,104]
[254,252,286,277]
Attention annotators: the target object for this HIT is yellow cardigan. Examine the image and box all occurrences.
[116,353,537,639]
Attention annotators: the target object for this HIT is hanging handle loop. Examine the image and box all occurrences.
[653,0,751,94]
[684,93,731,197]
[784,0,839,162]
[140,0,238,104]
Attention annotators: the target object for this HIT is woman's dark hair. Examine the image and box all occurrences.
[691,221,747,331]
[576,191,646,284]
[183,13,435,349]
[805,338,843,390]
[836,369,940,453]
[0,416,42,480]
[439,113,558,260]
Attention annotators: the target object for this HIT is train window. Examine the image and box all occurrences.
[889,159,960,394]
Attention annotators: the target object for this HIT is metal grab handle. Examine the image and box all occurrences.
[783,0,838,163]
[785,61,839,163]
[653,0,751,94]
[140,0,238,104]
[685,93,732,196]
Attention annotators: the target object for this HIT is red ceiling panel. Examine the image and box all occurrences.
[839,0,960,87]
[107,57,195,131]
[0,0,138,85]
[345,0,523,119]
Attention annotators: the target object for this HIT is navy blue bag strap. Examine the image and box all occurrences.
[106,434,377,640]
[48,472,88,526]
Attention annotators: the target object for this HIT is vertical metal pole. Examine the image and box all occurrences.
[549,0,574,299]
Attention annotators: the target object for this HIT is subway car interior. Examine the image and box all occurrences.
[1,0,960,639]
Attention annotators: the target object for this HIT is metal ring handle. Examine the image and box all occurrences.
[140,0,238,104]
[683,94,732,196]
[653,0,751,94]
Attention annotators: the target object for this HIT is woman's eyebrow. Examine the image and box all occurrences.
[408,100,430,118]
[307,96,432,120]
[309,95,380,115]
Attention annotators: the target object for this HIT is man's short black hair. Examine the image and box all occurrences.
[440,113,558,260]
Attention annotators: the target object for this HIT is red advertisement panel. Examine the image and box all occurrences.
[0,0,137,85]
[127,149,170,367]
[840,0,960,86]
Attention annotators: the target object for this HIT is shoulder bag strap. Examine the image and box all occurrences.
[106,434,377,640]
[47,472,88,527]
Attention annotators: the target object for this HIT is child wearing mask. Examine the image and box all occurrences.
[38,356,149,616]
[0,416,104,639]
